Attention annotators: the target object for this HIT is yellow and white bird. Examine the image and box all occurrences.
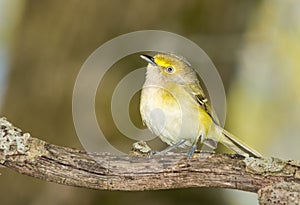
[139,53,262,158]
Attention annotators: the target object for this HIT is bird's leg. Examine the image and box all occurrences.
[187,134,202,159]
[187,144,197,159]
[152,139,186,155]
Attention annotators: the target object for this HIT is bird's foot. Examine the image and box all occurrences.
[187,144,197,159]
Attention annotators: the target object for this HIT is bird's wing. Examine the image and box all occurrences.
[186,83,219,124]
[185,82,220,149]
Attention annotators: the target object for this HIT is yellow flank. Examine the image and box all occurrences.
[198,108,212,134]
[161,90,173,100]
[158,87,179,107]
[159,83,213,135]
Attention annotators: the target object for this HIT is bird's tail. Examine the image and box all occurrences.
[218,128,262,158]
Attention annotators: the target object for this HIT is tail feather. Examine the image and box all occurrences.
[220,129,262,158]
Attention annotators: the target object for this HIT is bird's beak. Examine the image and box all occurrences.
[140,54,157,66]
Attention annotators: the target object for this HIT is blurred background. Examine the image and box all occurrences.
[0,0,299,205]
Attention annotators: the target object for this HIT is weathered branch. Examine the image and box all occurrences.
[0,117,299,204]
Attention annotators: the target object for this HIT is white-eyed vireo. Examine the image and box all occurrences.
[140,53,262,158]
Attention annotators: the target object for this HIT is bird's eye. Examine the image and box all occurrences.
[165,66,175,73]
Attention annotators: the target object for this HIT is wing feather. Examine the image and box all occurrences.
[186,83,219,124]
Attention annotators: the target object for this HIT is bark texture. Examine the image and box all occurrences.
[0,117,299,204]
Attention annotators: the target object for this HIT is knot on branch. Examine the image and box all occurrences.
[0,117,30,162]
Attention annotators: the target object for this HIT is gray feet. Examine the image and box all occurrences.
[187,144,197,159]
[151,139,186,155]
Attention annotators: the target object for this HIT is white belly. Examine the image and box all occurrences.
[140,87,204,148]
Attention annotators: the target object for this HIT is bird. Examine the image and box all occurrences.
[139,53,262,158]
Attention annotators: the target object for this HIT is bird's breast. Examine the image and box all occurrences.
[140,85,211,147]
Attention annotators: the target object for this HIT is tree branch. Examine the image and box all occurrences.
[0,117,299,204]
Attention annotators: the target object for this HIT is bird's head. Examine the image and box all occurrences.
[140,53,198,84]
